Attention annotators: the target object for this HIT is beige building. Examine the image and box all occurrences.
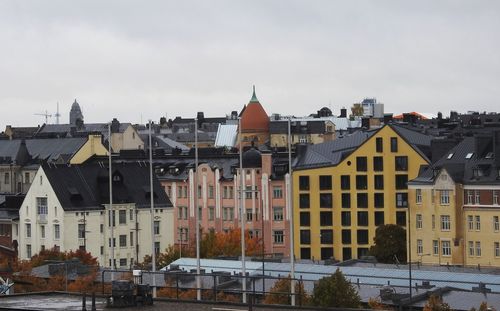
[16,162,173,268]
[408,133,500,267]
[269,118,336,148]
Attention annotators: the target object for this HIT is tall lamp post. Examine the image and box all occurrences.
[238,117,247,304]
[288,118,296,306]
[148,120,157,298]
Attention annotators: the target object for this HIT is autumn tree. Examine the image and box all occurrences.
[423,295,452,311]
[311,269,360,308]
[263,276,309,305]
[369,224,407,263]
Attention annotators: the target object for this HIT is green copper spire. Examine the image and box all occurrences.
[250,85,259,103]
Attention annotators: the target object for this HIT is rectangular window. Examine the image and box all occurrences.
[36,197,48,215]
[130,232,134,246]
[25,172,30,183]
[374,175,384,190]
[374,193,384,208]
[78,224,85,239]
[154,242,160,254]
[341,229,351,244]
[494,216,499,232]
[26,244,31,258]
[273,230,284,244]
[273,186,283,198]
[299,194,310,208]
[474,190,480,205]
[54,224,60,240]
[300,248,311,259]
[119,210,126,224]
[441,215,451,231]
[342,193,351,208]
[319,193,333,208]
[178,207,183,219]
[320,211,333,226]
[356,175,368,190]
[356,157,367,172]
[440,190,450,205]
[467,190,473,205]
[416,214,422,229]
[319,175,332,190]
[108,238,116,247]
[476,241,482,256]
[395,156,408,171]
[396,211,406,226]
[374,212,384,226]
[442,240,451,256]
[395,175,408,190]
[416,189,422,204]
[357,211,368,226]
[245,186,252,199]
[208,207,215,221]
[475,215,481,231]
[417,239,423,255]
[208,185,214,199]
[376,137,383,152]
[129,209,134,221]
[495,242,500,257]
[154,221,160,235]
[40,225,45,239]
[340,175,350,190]
[197,185,202,199]
[273,207,284,221]
[341,211,351,226]
[494,191,499,205]
[373,156,384,171]
[432,215,435,230]
[119,234,127,247]
[4,173,9,185]
[357,229,369,244]
[299,212,310,226]
[320,229,333,244]
[396,193,408,207]
[26,223,31,238]
[433,240,439,255]
[246,209,253,221]
[469,241,474,256]
[390,137,398,152]
[468,215,474,231]
[299,176,310,191]
[300,230,311,244]
[120,258,127,267]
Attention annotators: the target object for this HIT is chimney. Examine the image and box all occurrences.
[340,108,347,118]
[474,134,492,157]
[111,118,120,133]
[261,151,272,176]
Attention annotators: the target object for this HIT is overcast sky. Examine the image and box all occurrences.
[1,1,499,129]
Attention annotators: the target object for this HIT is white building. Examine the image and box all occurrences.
[15,162,173,268]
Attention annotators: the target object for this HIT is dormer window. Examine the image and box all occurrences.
[486,152,494,159]
[473,169,484,178]
[447,153,454,160]
[466,153,474,159]
[112,174,122,182]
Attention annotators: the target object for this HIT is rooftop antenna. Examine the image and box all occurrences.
[34,110,52,124]
[54,102,61,125]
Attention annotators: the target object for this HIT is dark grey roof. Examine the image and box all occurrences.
[0,138,87,163]
[269,120,326,134]
[42,162,172,211]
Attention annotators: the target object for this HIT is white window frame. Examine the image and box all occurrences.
[441,240,451,256]
[468,241,474,256]
[416,189,422,204]
[417,239,423,255]
[468,215,474,231]
[494,216,500,232]
[273,230,284,244]
[495,242,500,257]
[433,240,439,255]
[440,190,450,205]
[476,241,482,257]
[416,214,423,229]
[440,215,451,231]
[475,215,481,231]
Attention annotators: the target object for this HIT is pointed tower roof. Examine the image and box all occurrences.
[240,86,269,132]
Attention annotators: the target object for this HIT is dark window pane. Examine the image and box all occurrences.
[356,157,367,172]
[357,211,368,226]
[396,175,408,190]
[320,211,333,226]
[319,175,332,190]
[300,230,311,244]
[340,175,350,190]
[374,211,385,226]
[342,193,351,208]
[321,247,334,260]
[320,229,333,244]
[396,211,407,226]
[342,247,352,260]
[357,229,369,244]
[357,193,368,208]
[358,247,369,258]
[395,156,408,171]
[391,137,398,152]
[299,176,310,190]
[376,137,383,153]
[319,193,333,208]
[374,193,384,208]
[300,248,311,260]
[299,212,310,226]
[299,194,310,208]
[373,156,384,171]
[396,192,408,207]
[374,175,384,190]
[342,229,351,244]
[341,211,351,226]
[356,175,368,190]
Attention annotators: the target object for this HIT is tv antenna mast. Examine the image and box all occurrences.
[34,110,52,124]
[54,102,61,124]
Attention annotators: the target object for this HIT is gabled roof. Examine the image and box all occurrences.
[41,162,172,211]
[0,138,87,163]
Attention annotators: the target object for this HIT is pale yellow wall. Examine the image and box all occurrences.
[70,134,109,164]
[110,125,144,152]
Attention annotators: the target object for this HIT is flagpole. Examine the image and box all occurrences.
[288,118,296,306]
[239,117,247,303]
[148,120,157,298]
[195,118,201,301]
[108,123,115,276]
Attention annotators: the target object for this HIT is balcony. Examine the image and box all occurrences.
[37,214,48,224]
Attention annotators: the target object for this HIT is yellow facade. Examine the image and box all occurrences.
[293,125,429,261]
[70,134,109,164]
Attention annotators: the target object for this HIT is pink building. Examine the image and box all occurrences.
[159,148,292,258]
